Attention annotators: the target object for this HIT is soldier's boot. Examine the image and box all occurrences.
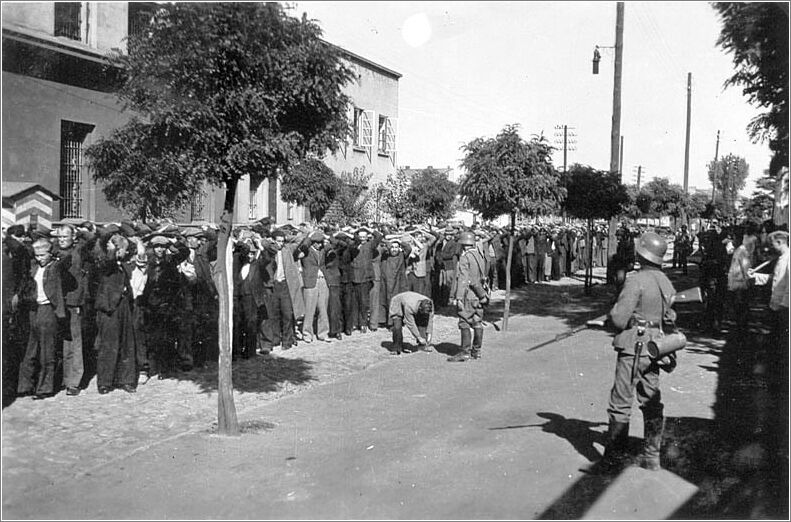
[447,329,472,362]
[587,420,631,475]
[471,327,484,359]
[637,415,664,471]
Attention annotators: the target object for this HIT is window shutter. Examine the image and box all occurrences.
[358,110,374,148]
[385,117,398,153]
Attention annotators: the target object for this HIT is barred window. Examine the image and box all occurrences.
[60,121,93,219]
[127,2,154,40]
[190,190,205,221]
[54,3,82,41]
[249,182,259,221]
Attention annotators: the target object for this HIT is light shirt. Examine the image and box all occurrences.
[130,266,148,299]
[241,263,250,281]
[34,265,50,305]
[275,249,286,282]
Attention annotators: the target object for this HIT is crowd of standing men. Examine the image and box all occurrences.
[3,213,632,404]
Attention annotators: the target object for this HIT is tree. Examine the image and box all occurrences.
[686,191,711,220]
[381,168,412,225]
[86,3,355,435]
[334,167,373,223]
[281,158,341,222]
[707,153,750,216]
[563,165,628,293]
[713,3,788,176]
[405,167,458,224]
[459,124,565,330]
[741,170,777,221]
[641,177,688,225]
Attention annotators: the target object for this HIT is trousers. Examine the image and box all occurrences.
[607,352,663,424]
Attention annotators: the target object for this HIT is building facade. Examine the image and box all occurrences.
[2,2,400,227]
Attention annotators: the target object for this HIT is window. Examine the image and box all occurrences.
[60,121,93,219]
[54,3,82,41]
[127,2,153,40]
[249,181,259,221]
[353,108,374,149]
[378,115,387,154]
[190,190,205,221]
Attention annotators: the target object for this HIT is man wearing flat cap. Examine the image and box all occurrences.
[346,226,383,334]
[17,238,70,399]
[142,233,190,378]
[298,230,331,343]
[54,221,97,395]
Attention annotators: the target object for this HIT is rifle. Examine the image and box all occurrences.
[525,286,704,352]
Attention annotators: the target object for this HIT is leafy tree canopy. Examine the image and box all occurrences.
[382,168,412,223]
[459,124,565,221]
[641,177,688,218]
[713,2,788,174]
[86,2,356,219]
[281,158,341,222]
[563,164,628,220]
[405,167,458,224]
[334,167,372,223]
[707,153,749,214]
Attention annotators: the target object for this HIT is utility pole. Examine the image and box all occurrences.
[683,72,692,193]
[711,129,720,201]
[605,1,624,290]
[553,124,577,172]
[633,165,642,189]
[619,135,624,178]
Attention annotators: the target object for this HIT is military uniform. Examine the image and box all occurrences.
[449,237,487,361]
[595,231,676,474]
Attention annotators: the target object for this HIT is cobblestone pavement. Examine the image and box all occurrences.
[6,272,602,500]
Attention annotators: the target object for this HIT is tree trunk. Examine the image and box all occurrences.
[213,178,240,436]
[502,211,515,332]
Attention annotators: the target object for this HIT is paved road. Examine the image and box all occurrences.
[3,269,722,519]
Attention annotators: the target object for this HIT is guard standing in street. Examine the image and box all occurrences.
[448,230,488,362]
[591,231,677,474]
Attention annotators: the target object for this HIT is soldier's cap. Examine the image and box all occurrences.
[768,230,789,243]
[149,235,171,246]
[7,224,25,237]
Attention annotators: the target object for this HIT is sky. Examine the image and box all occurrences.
[290,1,774,196]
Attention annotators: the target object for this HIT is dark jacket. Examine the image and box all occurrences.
[349,231,383,283]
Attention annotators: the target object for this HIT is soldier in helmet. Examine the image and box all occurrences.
[448,230,489,362]
[590,231,676,474]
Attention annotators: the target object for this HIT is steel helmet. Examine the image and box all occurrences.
[458,231,476,246]
[635,231,667,266]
